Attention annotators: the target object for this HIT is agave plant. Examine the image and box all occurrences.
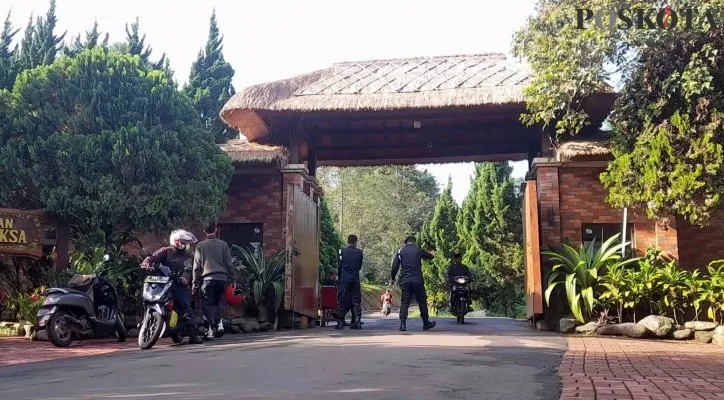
[232,245,286,323]
[544,234,638,323]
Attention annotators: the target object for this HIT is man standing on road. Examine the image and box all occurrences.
[390,236,436,332]
[335,234,364,330]
[192,222,235,341]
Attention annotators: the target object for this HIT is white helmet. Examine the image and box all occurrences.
[169,229,198,251]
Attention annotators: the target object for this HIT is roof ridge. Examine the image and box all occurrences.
[332,53,508,67]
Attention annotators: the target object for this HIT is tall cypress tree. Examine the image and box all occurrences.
[420,177,459,312]
[65,20,109,57]
[124,18,152,62]
[184,9,236,143]
[18,0,65,70]
[0,10,19,90]
[457,162,524,317]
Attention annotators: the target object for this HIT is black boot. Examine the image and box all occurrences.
[335,320,344,330]
[350,316,362,330]
[399,319,407,331]
[423,320,437,331]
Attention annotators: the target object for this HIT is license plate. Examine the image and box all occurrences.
[145,276,170,284]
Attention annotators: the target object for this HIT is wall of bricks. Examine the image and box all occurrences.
[536,165,562,248]
[556,166,679,259]
[677,214,724,269]
[131,168,286,257]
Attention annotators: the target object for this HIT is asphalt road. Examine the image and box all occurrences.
[0,315,565,400]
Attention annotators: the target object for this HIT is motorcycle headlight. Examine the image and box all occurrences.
[43,297,59,305]
[143,284,170,302]
[455,277,466,284]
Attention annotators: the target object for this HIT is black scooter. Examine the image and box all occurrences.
[451,275,472,324]
[37,254,127,347]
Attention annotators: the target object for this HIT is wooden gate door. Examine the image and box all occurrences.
[285,185,321,318]
[523,180,543,320]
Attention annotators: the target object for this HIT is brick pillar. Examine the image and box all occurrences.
[532,159,563,249]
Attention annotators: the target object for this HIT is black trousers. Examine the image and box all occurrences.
[201,279,226,328]
[399,282,429,322]
[337,278,361,323]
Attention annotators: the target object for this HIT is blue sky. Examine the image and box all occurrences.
[6,0,537,203]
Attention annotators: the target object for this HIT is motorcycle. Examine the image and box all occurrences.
[382,300,391,317]
[138,263,200,350]
[37,254,127,348]
[451,275,471,324]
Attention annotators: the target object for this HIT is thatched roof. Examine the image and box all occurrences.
[220,53,533,141]
[555,140,612,162]
[219,139,288,167]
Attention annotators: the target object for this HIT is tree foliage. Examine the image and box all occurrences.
[0,49,233,241]
[457,162,524,316]
[319,198,343,285]
[0,10,19,90]
[17,0,65,71]
[419,177,459,312]
[64,20,109,57]
[318,166,438,284]
[184,10,236,144]
[514,0,724,225]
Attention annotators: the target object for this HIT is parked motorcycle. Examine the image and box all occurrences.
[451,275,471,324]
[37,254,127,347]
[138,263,200,350]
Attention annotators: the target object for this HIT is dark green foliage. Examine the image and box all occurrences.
[320,198,343,285]
[514,0,724,225]
[184,10,236,143]
[457,162,524,317]
[64,20,109,57]
[17,0,66,71]
[0,10,19,90]
[419,177,459,311]
[0,49,233,240]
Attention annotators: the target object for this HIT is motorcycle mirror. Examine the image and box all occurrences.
[102,254,110,262]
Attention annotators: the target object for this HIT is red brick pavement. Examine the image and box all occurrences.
[0,337,136,367]
[560,336,724,400]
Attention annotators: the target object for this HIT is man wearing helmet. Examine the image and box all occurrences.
[141,229,201,343]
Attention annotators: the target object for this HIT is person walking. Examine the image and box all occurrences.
[335,234,363,330]
[192,222,235,341]
[390,236,436,332]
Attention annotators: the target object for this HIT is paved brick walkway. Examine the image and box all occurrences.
[560,336,724,400]
[0,337,135,367]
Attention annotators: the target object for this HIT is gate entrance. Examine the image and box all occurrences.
[220,53,613,325]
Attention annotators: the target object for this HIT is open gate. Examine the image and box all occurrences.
[284,185,321,319]
[523,179,543,320]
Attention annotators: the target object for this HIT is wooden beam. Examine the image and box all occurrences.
[313,130,533,150]
[316,143,530,161]
[308,122,537,138]
[308,147,317,177]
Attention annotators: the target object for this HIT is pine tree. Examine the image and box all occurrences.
[420,177,459,312]
[0,10,19,90]
[64,20,109,57]
[457,162,524,317]
[125,18,152,62]
[184,9,236,143]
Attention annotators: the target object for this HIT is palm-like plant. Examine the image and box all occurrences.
[543,234,637,323]
[683,269,705,321]
[600,263,628,322]
[658,261,688,325]
[622,268,645,323]
[232,245,286,323]
[702,261,724,324]
[636,260,663,315]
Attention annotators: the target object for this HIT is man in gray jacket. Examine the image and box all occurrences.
[192,222,235,341]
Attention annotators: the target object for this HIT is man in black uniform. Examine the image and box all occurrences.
[336,235,364,330]
[390,236,437,332]
[446,253,473,313]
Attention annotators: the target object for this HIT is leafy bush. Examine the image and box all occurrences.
[8,289,45,326]
[544,234,637,323]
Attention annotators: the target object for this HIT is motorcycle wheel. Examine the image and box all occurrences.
[115,315,127,342]
[458,302,466,324]
[138,310,164,350]
[47,311,74,348]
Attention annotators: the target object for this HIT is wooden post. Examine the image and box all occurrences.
[308,147,317,177]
